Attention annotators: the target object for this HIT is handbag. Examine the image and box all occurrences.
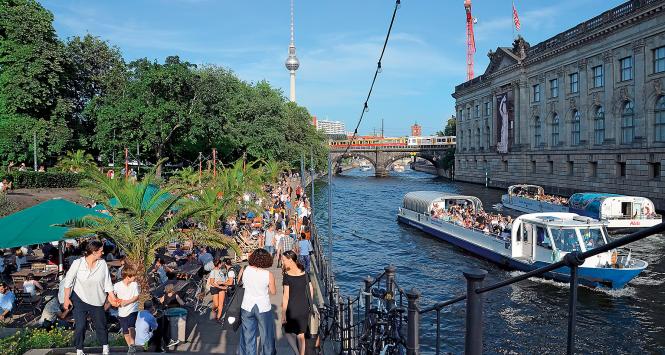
[304,273,320,336]
[222,266,245,331]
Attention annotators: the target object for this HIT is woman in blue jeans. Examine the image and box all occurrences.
[238,248,276,354]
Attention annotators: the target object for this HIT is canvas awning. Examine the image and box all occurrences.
[0,198,108,249]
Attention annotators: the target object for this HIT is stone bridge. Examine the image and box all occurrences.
[329,147,449,177]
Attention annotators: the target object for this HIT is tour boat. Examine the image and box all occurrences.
[568,193,662,230]
[501,184,568,214]
[397,191,647,289]
[359,163,372,172]
[392,164,405,172]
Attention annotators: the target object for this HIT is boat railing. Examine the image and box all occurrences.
[602,214,663,220]
[428,214,511,243]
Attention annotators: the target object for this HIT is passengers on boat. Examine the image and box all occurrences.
[430,203,513,238]
[514,190,568,206]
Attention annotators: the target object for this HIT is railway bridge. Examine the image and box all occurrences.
[329,147,451,177]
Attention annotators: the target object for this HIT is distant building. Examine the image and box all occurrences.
[411,123,422,137]
[452,0,665,209]
[316,119,347,135]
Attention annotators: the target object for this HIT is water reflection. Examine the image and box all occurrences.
[313,168,665,354]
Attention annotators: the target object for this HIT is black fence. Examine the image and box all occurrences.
[309,216,665,354]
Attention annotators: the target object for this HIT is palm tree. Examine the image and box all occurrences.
[261,160,288,187]
[62,163,239,300]
[56,149,96,173]
[191,158,267,224]
[170,166,203,187]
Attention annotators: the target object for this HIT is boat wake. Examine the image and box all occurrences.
[506,271,638,298]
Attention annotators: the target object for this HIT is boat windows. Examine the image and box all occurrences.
[549,228,581,252]
[621,202,632,218]
[535,226,551,249]
[580,228,606,251]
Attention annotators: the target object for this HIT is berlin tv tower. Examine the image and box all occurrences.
[285,0,300,102]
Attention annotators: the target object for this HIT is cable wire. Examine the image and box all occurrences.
[339,0,401,158]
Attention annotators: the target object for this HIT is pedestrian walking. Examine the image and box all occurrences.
[295,232,313,274]
[208,258,226,321]
[281,250,313,355]
[62,240,118,355]
[238,248,276,355]
[113,265,140,354]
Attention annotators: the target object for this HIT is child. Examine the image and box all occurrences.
[114,266,140,354]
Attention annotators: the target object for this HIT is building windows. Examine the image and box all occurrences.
[531,160,537,173]
[485,125,490,148]
[551,114,560,146]
[459,109,464,121]
[617,161,626,178]
[589,161,598,178]
[548,160,554,174]
[621,101,635,144]
[567,161,574,176]
[533,84,541,102]
[467,129,472,149]
[475,105,480,118]
[550,79,558,98]
[650,162,661,179]
[594,106,605,145]
[467,108,471,121]
[569,73,579,94]
[571,111,581,146]
[655,96,665,142]
[654,46,665,73]
[476,128,481,148]
[484,102,491,116]
[592,65,603,88]
[620,57,633,81]
[534,116,542,147]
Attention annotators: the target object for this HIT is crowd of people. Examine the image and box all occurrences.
[512,189,569,206]
[431,202,514,238]
[0,171,317,355]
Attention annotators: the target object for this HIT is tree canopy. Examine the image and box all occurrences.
[0,0,327,172]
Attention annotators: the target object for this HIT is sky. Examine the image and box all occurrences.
[42,0,626,137]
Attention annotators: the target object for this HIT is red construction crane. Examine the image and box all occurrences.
[464,0,476,81]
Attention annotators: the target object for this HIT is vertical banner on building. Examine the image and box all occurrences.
[496,93,509,153]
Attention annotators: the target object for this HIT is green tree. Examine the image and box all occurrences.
[55,149,96,173]
[0,0,69,165]
[437,116,457,137]
[62,35,125,149]
[89,56,198,176]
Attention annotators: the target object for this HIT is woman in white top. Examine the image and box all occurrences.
[238,248,276,355]
[63,240,118,355]
[22,273,43,296]
[207,258,226,321]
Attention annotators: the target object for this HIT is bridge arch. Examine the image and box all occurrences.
[382,152,439,171]
[330,152,378,171]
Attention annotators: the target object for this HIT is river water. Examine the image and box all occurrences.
[311,168,665,354]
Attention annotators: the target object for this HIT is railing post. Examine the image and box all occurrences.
[464,269,487,355]
[333,286,341,342]
[364,276,374,320]
[339,297,348,353]
[406,288,421,355]
[564,252,584,355]
[347,296,355,352]
[385,265,396,307]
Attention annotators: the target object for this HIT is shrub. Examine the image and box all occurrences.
[0,171,86,189]
[0,192,16,216]
[0,327,73,355]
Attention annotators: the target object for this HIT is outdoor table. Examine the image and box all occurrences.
[107,260,123,268]
[151,280,189,298]
[11,269,56,284]
[175,263,201,280]
[3,255,40,265]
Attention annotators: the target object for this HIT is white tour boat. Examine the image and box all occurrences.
[501,184,568,213]
[397,191,647,289]
[568,193,662,230]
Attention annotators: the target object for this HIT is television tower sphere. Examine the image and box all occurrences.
[285,48,300,71]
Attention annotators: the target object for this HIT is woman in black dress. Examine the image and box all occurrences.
[281,250,313,355]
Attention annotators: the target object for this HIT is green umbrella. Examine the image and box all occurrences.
[0,198,108,249]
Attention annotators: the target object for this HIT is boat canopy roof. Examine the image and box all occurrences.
[402,191,483,214]
[516,212,607,228]
[568,193,622,214]
[507,184,544,195]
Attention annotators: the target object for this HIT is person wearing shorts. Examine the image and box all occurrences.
[207,259,227,321]
[114,265,140,354]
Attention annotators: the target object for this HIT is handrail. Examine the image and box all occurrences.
[419,294,466,314]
